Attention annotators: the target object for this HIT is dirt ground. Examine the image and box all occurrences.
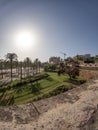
[80,69,98,80]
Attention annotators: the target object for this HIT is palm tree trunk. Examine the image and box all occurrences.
[20,62,22,80]
[36,64,37,74]
[1,64,3,79]
[11,59,13,82]
[38,62,40,73]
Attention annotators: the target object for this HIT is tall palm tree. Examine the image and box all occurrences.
[20,61,23,80]
[33,58,41,74]
[0,59,4,79]
[6,53,18,82]
[22,60,26,78]
[33,58,39,74]
[24,57,32,77]
[15,60,19,78]
[38,60,41,73]
[32,63,35,75]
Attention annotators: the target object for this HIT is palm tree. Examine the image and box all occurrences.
[6,53,18,82]
[15,60,19,78]
[32,63,35,75]
[33,59,41,74]
[0,59,4,79]
[22,61,26,78]
[20,61,23,80]
[38,60,41,73]
[34,58,39,74]
[24,57,32,77]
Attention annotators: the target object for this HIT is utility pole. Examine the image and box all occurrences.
[60,52,66,61]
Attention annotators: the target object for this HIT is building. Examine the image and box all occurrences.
[95,55,98,63]
[75,54,91,61]
[49,57,61,64]
[83,54,91,61]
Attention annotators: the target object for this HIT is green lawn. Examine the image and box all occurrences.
[0,72,85,105]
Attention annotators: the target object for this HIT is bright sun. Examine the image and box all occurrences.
[14,30,37,50]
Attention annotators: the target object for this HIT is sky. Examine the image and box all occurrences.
[0,0,98,62]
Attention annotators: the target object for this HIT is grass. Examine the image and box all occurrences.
[0,72,85,105]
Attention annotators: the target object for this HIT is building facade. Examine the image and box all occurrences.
[49,57,61,64]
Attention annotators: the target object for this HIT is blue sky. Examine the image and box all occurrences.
[0,0,98,61]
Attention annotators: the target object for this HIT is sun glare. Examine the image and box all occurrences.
[14,30,37,50]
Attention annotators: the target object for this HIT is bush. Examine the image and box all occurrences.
[44,64,57,72]
[79,79,86,84]
[31,83,40,94]
[69,78,86,85]
[32,84,76,102]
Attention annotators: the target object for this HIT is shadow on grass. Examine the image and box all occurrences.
[0,92,5,102]
[64,78,86,85]
[15,87,23,94]
[31,82,41,95]
[14,91,32,99]
[46,77,53,81]
[8,95,14,105]
[32,84,76,102]
[0,94,14,106]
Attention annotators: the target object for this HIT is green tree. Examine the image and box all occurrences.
[6,53,18,82]
[24,57,32,77]
[33,58,39,74]
[58,59,80,79]
[0,59,4,79]
[20,61,23,80]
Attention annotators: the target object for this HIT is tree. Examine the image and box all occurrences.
[38,60,41,73]
[20,61,23,80]
[44,64,57,72]
[24,57,32,77]
[33,58,40,74]
[6,53,18,82]
[58,59,80,79]
[22,61,26,78]
[0,59,4,79]
[58,62,65,75]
